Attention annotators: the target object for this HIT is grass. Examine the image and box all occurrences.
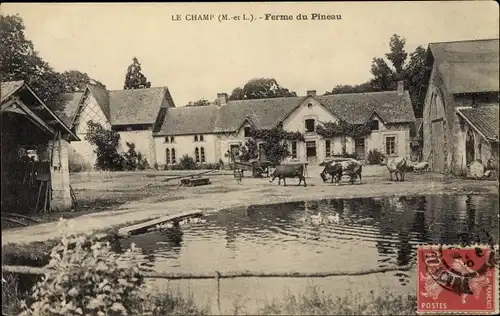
[258,286,417,315]
[3,281,417,316]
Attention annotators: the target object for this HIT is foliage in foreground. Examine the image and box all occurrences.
[25,219,145,316]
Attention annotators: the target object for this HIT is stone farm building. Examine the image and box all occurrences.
[154,85,415,168]
[421,38,499,175]
[60,84,175,169]
[61,83,415,169]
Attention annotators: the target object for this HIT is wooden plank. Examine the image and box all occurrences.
[118,210,204,237]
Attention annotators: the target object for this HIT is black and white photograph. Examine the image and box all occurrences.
[1,2,499,315]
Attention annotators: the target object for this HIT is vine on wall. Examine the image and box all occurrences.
[316,120,374,138]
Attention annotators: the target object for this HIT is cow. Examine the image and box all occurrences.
[411,161,430,174]
[269,164,307,187]
[385,156,408,181]
[320,159,363,185]
[320,162,343,184]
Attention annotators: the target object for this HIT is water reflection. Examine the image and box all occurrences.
[122,194,499,286]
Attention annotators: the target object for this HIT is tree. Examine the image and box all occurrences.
[324,82,376,95]
[59,70,105,92]
[123,57,151,90]
[185,99,211,107]
[84,121,123,171]
[228,78,297,100]
[1,15,104,111]
[0,15,66,110]
[369,34,428,115]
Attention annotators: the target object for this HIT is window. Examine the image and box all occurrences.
[171,148,176,164]
[166,149,170,164]
[200,134,204,141]
[325,140,331,158]
[385,136,396,156]
[201,147,205,163]
[371,120,379,131]
[305,119,315,133]
[195,147,200,163]
[258,143,266,160]
[165,136,170,143]
[170,136,175,143]
[291,141,297,159]
[244,127,251,138]
[194,135,198,142]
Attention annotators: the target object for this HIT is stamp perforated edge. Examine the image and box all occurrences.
[416,243,500,315]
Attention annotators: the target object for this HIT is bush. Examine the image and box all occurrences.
[179,155,197,170]
[27,219,145,316]
[367,149,385,165]
[218,159,224,170]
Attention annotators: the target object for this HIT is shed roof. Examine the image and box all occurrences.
[456,105,499,142]
[429,39,499,94]
[1,80,79,141]
[156,90,415,136]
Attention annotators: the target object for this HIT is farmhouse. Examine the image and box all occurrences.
[154,83,415,168]
[60,84,175,170]
[421,38,499,175]
[1,81,79,212]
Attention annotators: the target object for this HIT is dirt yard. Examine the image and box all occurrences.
[2,165,498,246]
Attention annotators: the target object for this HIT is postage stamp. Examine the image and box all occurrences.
[417,245,499,315]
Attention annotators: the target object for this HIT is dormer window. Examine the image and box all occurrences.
[371,120,379,131]
[244,127,251,137]
[305,119,315,133]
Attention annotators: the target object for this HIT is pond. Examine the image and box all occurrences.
[117,194,499,314]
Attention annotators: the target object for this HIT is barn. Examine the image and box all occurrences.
[421,38,499,175]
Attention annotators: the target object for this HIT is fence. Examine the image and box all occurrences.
[2,263,415,315]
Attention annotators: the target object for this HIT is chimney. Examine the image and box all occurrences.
[217,93,228,106]
[306,90,317,97]
[397,81,404,95]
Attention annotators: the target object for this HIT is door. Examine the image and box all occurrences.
[431,119,445,173]
[465,129,475,166]
[354,138,365,161]
[230,144,240,162]
[306,141,317,165]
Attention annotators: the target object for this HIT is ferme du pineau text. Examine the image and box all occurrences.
[172,13,342,22]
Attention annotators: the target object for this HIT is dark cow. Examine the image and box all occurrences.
[320,159,362,185]
[270,164,307,187]
[385,156,407,181]
[320,163,343,184]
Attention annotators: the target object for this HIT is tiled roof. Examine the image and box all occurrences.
[156,90,415,136]
[429,39,499,94]
[1,80,25,102]
[456,105,499,142]
[157,106,219,135]
[108,87,168,125]
[60,86,169,127]
[318,91,415,124]
[58,92,83,126]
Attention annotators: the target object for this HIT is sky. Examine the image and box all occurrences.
[2,2,499,107]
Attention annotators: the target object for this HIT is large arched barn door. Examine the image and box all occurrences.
[430,92,446,173]
[465,128,475,165]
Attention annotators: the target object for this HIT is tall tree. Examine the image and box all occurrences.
[229,78,297,100]
[324,34,427,117]
[0,15,66,110]
[123,57,151,90]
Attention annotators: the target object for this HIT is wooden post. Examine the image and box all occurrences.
[215,271,221,315]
